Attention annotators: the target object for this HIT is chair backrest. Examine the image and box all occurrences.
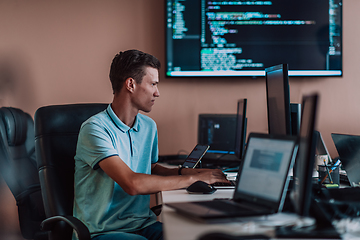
[34,103,108,239]
[0,107,47,240]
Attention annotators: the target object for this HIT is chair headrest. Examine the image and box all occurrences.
[0,107,29,146]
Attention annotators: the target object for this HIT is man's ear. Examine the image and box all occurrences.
[125,77,135,93]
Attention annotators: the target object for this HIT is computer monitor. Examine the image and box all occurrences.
[291,94,318,217]
[198,114,237,156]
[265,64,292,136]
[234,99,247,160]
[276,94,341,238]
[165,0,343,77]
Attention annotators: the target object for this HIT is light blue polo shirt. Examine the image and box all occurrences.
[73,104,158,239]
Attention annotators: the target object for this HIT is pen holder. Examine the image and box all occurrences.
[318,165,340,186]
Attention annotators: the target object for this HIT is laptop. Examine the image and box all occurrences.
[331,133,360,187]
[166,133,298,222]
[197,99,248,164]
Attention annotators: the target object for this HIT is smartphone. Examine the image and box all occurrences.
[182,144,210,168]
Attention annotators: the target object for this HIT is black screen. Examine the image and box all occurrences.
[266,64,291,135]
[165,0,342,77]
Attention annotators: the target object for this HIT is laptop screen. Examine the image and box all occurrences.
[235,135,296,203]
[198,114,237,155]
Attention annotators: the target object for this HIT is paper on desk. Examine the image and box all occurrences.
[224,172,237,180]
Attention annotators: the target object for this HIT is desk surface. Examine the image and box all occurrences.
[162,189,303,240]
[161,189,360,240]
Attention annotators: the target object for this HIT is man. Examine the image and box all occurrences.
[73,49,228,240]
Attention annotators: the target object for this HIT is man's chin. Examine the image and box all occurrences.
[140,108,152,113]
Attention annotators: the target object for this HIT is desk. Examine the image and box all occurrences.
[161,189,360,240]
[162,189,303,240]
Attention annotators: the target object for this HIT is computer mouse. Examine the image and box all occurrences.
[186,180,217,194]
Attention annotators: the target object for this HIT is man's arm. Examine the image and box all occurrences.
[151,163,224,177]
[99,156,229,196]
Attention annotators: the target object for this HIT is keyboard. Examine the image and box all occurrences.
[194,200,254,213]
[212,180,236,188]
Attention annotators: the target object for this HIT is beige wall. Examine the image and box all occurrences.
[0,0,359,235]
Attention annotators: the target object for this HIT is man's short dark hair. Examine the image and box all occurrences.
[109,49,161,94]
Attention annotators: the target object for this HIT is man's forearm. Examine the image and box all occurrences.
[151,163,179,176]
[101,158,228,195]
[151,163,203,176]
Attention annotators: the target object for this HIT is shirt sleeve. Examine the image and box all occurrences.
[76,121,119,169]
[151,128,159,164]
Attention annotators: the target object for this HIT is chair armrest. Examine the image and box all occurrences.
[150,204,163,216]
[41,215,91,240]
[150,191,163,216]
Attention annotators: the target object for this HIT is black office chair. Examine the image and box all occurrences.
[34,103,108,240]
[34,103,163,240]
[0,107,48,240]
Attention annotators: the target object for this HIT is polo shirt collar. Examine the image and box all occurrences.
[106,104,139,132]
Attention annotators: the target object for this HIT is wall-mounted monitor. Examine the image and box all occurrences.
[165,0,342,77]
